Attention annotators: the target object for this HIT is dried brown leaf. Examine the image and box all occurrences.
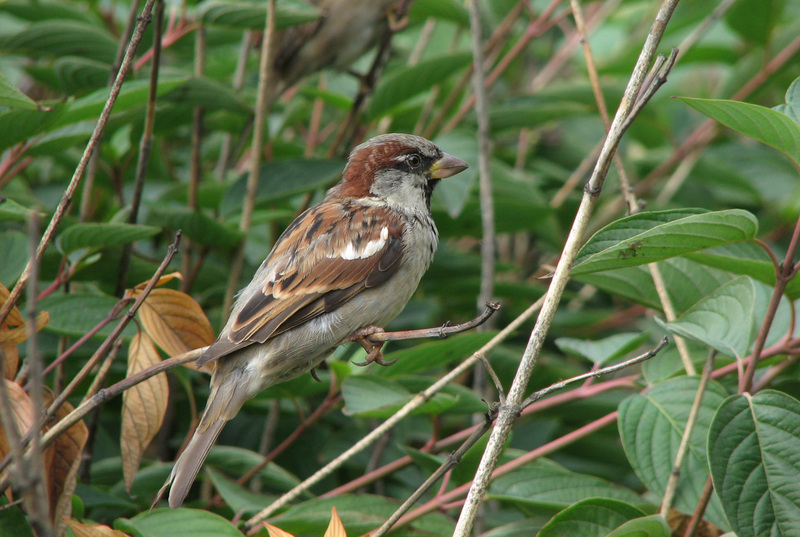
[65,520,132,537]
[0,379,34,469]
[121,332,168,491]
[0,312,50,345]
[263,523,295,537]
[137,288,214,357]
[43,396,88,535]
[130,272,183,293]
[0,283,24,327]
[2,344,19,380]
[324,506,347,537]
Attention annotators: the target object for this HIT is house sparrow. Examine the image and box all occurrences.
[160,133,467,508]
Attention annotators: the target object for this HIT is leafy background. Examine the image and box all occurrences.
[1,0,800,536]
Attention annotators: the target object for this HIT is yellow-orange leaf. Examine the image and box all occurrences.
[0,380,34,472]
[263,523,295,537]
[43,396,88,535]
[2,344,19,380]
[121,332,168,491]
[130,272,183,293]
[137,288,214,357]
[324,506,347,537]
[0,311,49,344]
[65,520,132,537]
[0,283,24,327]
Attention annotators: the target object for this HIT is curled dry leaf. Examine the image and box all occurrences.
[324,506,347,537]
[0,283,49,379]
[131,271,183,292]
[65,520,132,537]
[134,288,214,372]
[121,332,168,491]
[0,379,35,475]
[264,523,296,537]
[43,395,88,535]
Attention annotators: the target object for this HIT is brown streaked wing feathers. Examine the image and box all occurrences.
[196,202,404,366]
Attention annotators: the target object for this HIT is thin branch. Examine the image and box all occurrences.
[452,2,680,533]
[223,0,277,316]
[660,349,715,517]
[370,338,667,537]
[0,0,159,330]
[367,302,500,343]
[243,297,546,531]
[469,0,496,323]
[683,475,715,537]
[117,0,165,296]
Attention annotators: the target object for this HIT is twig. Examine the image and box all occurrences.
[0,0,159,330]
[469,0,496,322]
[660,349,715,518]
[741,214,800,393]
[683,475,714,537]
[367,302,500,343]
[223,0,276,316]
[243,297,545,531]
[182,22,206,294]
[0,232,182,487]
[117,0,165,296]
[370,338,668,537]
[451,2,680,534]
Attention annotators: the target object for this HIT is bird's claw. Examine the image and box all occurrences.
[347,326,396,367]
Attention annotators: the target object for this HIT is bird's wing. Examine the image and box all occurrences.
[197,201,404,366]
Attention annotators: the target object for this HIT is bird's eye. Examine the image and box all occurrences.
[407,154,422,168]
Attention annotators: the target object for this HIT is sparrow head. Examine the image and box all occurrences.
[335,133,469,212]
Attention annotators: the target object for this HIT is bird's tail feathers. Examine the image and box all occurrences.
[154,370,249,509]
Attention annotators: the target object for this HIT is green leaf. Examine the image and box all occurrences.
[489,100,592,133]
[147,206,242,250]
[605,515,671,537]
[275,494,455,537]
[38,293,136,339]
[199,0,320,30]
[677,97,800,169]
[340,375,457,417]
[488,458,642,510]
[123,508,241,537]
[0,198,41,223]
[58,78,187,128]
[0,231,28,285]
[618,377,730,529]
[368,53,472,119]
[0,499,35,537]
[0,69,37,110]
[726,0,786,44]
[374,331,496,379]
[666,276,791,360]
[53,56,111,93]
[687,241,800,300]
[1,0,97,24]
[555,332,650,365]
[0,102,67,151]
[57,223,161,255]
[773,76,800,125]
[205,468,276,516]
[538,498,646,537]
[221,159,343,216]
[433,130,478,218]
[571,209,759,276]
[409,0,470,26]
[162,77,251,113]
[0,20,117,63]
[709,390,800,537]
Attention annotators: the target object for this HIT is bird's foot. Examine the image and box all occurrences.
[346,326,396,367]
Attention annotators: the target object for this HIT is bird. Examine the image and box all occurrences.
[159,133,468,508]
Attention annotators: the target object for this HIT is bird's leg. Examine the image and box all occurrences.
[345,325,396,367]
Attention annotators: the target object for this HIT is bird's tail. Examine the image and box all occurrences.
[154,368,249,509]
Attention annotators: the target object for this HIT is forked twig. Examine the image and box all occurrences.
[367,302,500,343]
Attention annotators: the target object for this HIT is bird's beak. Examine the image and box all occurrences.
[429,152,469,179]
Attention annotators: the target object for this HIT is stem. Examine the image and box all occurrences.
[223,0,276,315]
[452,2,680,533]
[660,350,715,517]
